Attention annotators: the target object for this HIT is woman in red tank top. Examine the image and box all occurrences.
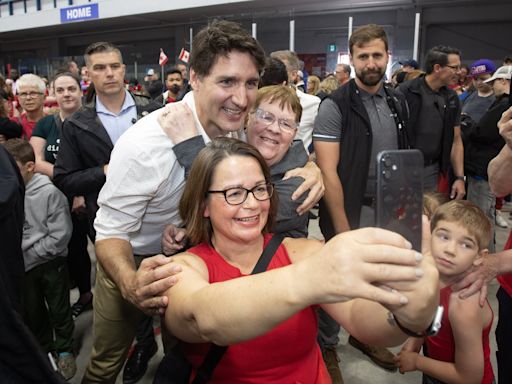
[164,137,439,383]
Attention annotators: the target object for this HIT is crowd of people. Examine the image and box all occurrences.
[1,19,512,384]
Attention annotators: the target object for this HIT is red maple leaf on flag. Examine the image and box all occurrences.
[159,48,168,66]
[178,48,190,63]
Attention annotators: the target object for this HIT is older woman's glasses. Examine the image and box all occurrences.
[254,108,298,135]
[18,91,44,99]
[208,183,274,205]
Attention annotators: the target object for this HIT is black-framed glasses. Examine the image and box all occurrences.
[18,91,44,99]
[208,183,274,205]
[253,108,298,134]
[444,64,461,72]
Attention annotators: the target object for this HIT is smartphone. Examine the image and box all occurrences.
[375,150,424,251]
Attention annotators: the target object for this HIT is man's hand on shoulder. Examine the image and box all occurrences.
[452,252,500,306]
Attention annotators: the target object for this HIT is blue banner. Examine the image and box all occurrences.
[60,3,99,24]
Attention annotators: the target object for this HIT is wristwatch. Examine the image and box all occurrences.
[392,306,444,338]
[454,175,466,182]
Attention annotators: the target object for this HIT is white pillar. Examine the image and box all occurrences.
[252,22,257,39]
[413,12,420,61]
[348,16,353,42]
[289,20,295,52]
[189,27,194,51]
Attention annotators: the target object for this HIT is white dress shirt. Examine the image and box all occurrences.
[94,92,211,255]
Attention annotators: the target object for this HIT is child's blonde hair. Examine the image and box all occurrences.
[430,200,492,250]
[423,191,449,219]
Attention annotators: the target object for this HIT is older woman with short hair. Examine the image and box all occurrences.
[16,73,46,138]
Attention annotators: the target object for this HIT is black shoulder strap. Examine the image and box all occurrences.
[251,234,284,274]
[191,234,285,384]
[383,85,408,149]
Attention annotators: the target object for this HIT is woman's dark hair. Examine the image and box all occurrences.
[53,71,81,88]
[179,137,278,246]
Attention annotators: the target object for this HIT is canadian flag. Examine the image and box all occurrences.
[159,48,168,67]
[178,48,190,63]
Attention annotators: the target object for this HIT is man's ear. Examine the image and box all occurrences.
[189,68,200,90]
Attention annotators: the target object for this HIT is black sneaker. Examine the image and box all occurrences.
[123,341,158,384]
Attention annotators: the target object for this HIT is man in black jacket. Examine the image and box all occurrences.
[396,46,466,199]
[313,24,410,382]
[53,42,161,384]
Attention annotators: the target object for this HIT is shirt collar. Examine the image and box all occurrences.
[357,82,386,100]
[95,89,135,116]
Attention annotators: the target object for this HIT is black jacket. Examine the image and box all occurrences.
[318,79,410,239]
[397,76,459,172]
[0,146,65,384]
[465,94,508,178]
[53,93,160,238]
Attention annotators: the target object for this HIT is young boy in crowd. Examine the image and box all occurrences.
[396,199,494,384]
[4,138,76,380]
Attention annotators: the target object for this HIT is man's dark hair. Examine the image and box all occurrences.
[189,20,266,78]
[259,57,288,87]
[84,42,123,66]
[424,45,461,74]
[165,68,183,80]
[349,24,388,55]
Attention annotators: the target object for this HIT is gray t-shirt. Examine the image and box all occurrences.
[462,91,495,124]
[313,84,398,197]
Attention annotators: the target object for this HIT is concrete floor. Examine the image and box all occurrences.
[69,207,512,384]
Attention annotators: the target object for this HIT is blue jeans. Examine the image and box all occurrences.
[467,176,496,252]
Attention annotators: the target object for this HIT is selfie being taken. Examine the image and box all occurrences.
[1,1,511,383]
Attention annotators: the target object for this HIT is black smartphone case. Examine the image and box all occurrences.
[375,150,424,251]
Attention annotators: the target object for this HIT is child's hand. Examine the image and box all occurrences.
[395,350,419,374]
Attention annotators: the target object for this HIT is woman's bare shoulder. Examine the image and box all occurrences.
[283,237,324,263]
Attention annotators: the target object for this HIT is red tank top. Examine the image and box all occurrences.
[425,285,494,384]
[183,234,331,384]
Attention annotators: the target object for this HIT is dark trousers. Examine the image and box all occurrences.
[67,212,92,295]
[497,287,512,384]
[135,315,156,347]
[23,257,74,353]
